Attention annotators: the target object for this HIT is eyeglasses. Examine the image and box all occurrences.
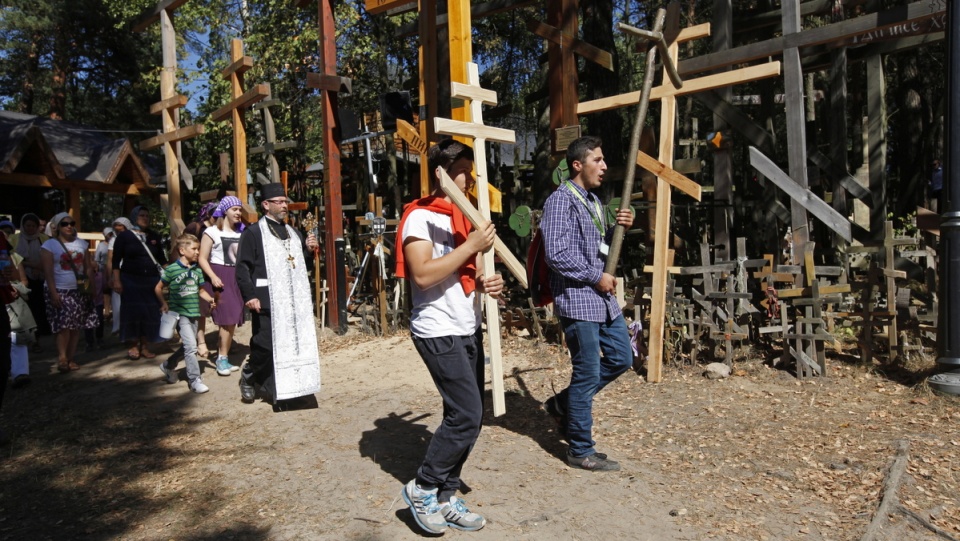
[266,199,289,205]
[60,221,76,227]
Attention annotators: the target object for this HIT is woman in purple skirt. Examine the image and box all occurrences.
[199,196,245,377]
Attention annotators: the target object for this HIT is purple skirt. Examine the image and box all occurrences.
[210,263,244,326]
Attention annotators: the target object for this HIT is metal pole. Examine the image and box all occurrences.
[929,0,960,396]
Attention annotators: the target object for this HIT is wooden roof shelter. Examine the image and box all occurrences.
[0,111,154,229]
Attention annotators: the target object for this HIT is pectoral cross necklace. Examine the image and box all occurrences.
[267,222,296,269]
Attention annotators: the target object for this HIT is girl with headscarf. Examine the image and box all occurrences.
[11,213,50,348]
[185,201,218,357]
[111,206,165,360]
[40,212,98,372]
[199,196,245,376]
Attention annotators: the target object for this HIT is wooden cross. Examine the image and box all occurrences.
[578,8,781,383]
[434,62,516,416]
[526,0,613,153]
[133,0,204,237]
[211,38,270,222]
[299,0,353,332]
[251,84,298,184]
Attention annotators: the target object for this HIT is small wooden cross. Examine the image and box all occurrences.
[434,62,516,416]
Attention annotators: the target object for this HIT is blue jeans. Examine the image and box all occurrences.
[558,315,633,458]
[163,316,201,384]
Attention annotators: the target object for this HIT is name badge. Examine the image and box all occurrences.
[599,242,610,256]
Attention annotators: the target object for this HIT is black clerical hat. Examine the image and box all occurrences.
[260,183,287,201]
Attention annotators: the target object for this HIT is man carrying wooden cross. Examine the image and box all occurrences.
[542,135,635,472]
[395,139,504,534]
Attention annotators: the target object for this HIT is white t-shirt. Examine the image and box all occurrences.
[204,226,242,266]
[41,237,89,290]
[402,208,481,338]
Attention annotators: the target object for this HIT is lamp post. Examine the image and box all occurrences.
[929,1,960,396]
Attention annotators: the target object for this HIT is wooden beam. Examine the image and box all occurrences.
[210,83,270,123]
[635,151,701,201]
[306,73,353,94]
[131,0,189,32]
[438,169,528,288]
[578,61,781,115]
[396,0,537,36]
[749,146,852,242]
[149,95,189,115]
[808,150,872,202]
[221,55,254,79]
[435,118,515,143]
[692,89,775,155]
[139,124,205,151]
[677,1,945,77]
[365,0,415,15]
[526,19,613,71]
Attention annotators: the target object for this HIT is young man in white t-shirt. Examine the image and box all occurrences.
[396,139,503,534]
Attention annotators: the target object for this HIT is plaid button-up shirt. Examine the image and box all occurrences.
[541,181,621,323]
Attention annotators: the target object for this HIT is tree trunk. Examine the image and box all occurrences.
[48,24,69,120]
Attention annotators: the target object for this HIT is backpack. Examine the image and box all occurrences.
[526,229,553,307]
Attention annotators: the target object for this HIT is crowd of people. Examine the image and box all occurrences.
[1,136,633,534]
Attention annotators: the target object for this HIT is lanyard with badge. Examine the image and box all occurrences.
[563,180,609,257]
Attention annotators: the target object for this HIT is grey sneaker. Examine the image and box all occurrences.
[401,480,447,535]
[440,496,486,531]
[190,379,209,394]
[567,452,620,471]
[160,362,177,384]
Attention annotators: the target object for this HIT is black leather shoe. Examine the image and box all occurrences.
[239,374,257,403]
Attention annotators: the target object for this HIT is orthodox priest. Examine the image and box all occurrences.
[236,182,321,404]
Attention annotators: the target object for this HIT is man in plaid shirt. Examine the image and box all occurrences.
[541,135,635,471]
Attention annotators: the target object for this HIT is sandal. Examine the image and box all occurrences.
[58,362,70,374]
[127,349,141,360]
[68,361,81,371]
[140,349,156,359]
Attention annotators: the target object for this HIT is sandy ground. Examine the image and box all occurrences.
[1,322,958,540]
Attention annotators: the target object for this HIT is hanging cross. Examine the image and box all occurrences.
[578,4,781,383]
[211,38,270,222]
[433,62,516,417]
[133,0,204,237]
[251,84,298,184]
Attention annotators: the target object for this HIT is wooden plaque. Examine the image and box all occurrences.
[553,125,581,153]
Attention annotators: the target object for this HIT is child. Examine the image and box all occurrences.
[154,234,217,394]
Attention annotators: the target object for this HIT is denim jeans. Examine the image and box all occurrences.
[558,315,633,458]
[164,315,201,384]
[412,329,485,503]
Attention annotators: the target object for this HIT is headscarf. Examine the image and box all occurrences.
[14,213,44,272]
[214,196,243,218]
[112,217,134,232]
[49,212,72,239]
[0,220,14,234]
[102,227,114,238]
[214,196,245,232]
[197,201,218,223]
[129,205,147,231]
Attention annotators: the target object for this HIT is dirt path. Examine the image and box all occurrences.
[2,326,958,540]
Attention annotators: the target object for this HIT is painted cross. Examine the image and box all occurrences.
[434,62,516,416]
[211,38,270,222]
[251,84,298,185]
[578,7,781,383]
[133,0,204,237]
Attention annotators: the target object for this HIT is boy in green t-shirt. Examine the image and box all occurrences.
[154,234,217,393]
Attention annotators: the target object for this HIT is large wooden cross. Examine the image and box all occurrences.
[298,0,353,332]
[434,62,516,416]
[133,0,204,236]
[211,38,270,222]
[578,10,781,383]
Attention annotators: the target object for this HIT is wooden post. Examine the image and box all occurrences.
[782,0,811,267]
[434,62,516,416]
[417,0,439,196]
[251,84,298,184]
[866,54,887,239]
[712,0,732,262]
